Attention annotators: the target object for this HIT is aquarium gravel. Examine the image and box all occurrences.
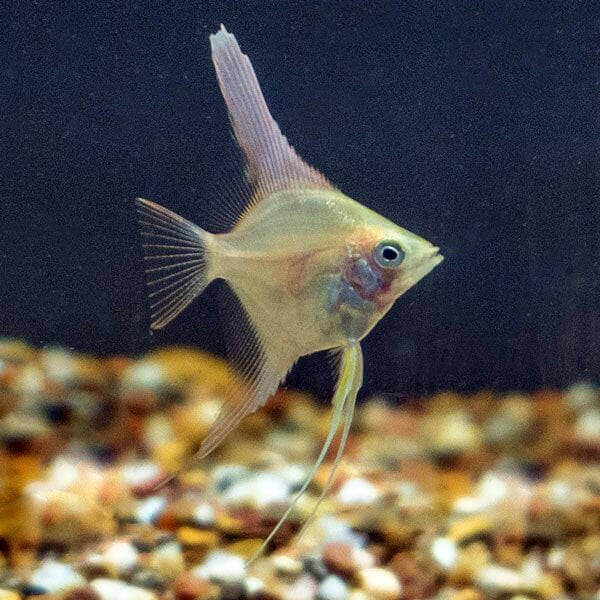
[0,340,598,599]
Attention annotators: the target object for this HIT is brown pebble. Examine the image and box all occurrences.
[0,339,35,364]
[63,588,101,600]
[173,572,216,600]
[438,470,472,508]
[131,473,170,498]
[378,515,421,548]
[495,540,523,568]
[323,541,356,578]
[388,551,438,599]
[152,440,190,473]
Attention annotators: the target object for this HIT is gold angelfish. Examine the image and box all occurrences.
[136,25,443,559]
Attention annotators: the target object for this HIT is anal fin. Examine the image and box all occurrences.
[172,280,298,466]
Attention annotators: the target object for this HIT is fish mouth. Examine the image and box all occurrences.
[429,246,444,267]
[415,245,443,270]
[425,245,442,259]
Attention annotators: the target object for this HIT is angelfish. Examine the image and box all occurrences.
[136,25,443,559]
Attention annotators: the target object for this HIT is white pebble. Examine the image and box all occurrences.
[318,575,347,600]
[275,463,308,488]
[317,515,365,547]
[546,547,565,570]
[245,576,265,597]
[431,537,458,570]
[91,578,157,600]
[102,540,139,576]
[454,471,513,513]
[272,553,302,576]
[193,550,246,582]
[566,381,598,411]
[351,547,376,570]
[474,564,525,593]
[284,574,317,600]
[394,481,421,503]
[337,477,380,506]
[548,479,574,508]
[122,460,162,488]
[16,363,45,398]
[42,348,78,385]
[193,502,216,526]
[576,408,600,442]
[425,411,481,454]
[222,471,290,510]
[29,559,85,592]
[477,472,509,504]
[357,568,402,599]
[44,457,80,489]
[212,464,249,488]
[135,495,166,524]
[453,495,490,514]
[123,360,164,391]
[144,415,175,448]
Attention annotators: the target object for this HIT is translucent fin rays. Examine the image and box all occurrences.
[210,25,333,212]
[135,198,210,330]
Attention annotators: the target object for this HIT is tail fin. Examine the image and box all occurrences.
[135,198,212,329]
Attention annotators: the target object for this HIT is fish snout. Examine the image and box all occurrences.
[421,245,443,266]
[425,245,441,259]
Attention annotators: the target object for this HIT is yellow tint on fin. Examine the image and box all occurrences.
[246,343,363,565]
[210,25,333,213]
[294,346,362,543]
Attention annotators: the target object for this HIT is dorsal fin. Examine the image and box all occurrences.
[209,25,333,207]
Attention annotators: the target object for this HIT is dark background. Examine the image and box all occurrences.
[1,1,599,398]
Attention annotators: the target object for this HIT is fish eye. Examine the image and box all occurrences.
[374,240,405,268]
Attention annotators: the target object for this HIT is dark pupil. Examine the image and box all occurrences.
[382,246,398,261]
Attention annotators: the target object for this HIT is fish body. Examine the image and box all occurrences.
[208,187,440,353]
[136,25,442,559]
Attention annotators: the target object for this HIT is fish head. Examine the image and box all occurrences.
[323,215,443,344]
[358,222,444,304]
